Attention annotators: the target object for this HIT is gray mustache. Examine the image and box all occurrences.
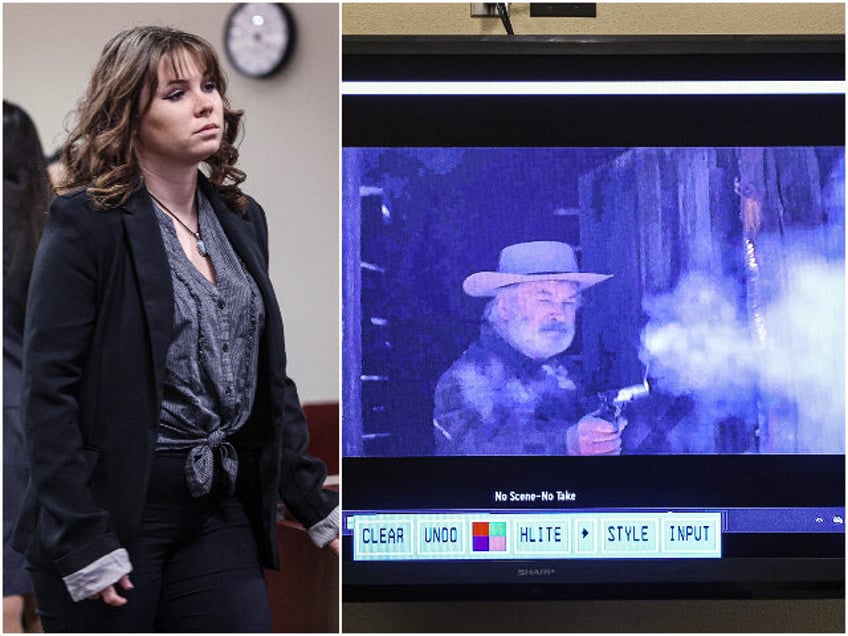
[540,323,573,334]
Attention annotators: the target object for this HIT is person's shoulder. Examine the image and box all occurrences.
[435,339,505,417]
[240,194,267,222]
[51,189,97,213]
[45,190,127,250]
[239,194,270,242]
[242,192,261,208]
[438,337,501,384]
[50,189,127,220]
[209,188,266,227]
[48,190,113,228]
[460,336,504,366]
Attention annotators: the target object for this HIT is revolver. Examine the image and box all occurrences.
[590,379,651,429]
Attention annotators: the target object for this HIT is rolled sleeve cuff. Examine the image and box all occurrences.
[306,505,339,548]
[62,548,133,602]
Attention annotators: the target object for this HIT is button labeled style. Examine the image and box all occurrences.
[602,519,659,554]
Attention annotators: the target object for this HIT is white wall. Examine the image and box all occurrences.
[343,2,844,35]
[3,2,340,403]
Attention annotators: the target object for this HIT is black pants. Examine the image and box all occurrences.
[30,451,272,632]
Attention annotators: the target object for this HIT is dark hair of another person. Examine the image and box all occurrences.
[56,26,247,213]
[4,100,49,341]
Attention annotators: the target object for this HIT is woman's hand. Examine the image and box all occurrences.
[91,575,134,606]
[327,538,340,556]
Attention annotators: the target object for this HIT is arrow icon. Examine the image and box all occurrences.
[581,528,589,538]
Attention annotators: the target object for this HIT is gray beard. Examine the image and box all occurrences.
[499,320,575,360]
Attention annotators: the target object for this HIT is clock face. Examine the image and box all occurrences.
[225,3,295,78]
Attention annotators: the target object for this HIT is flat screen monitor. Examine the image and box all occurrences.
[341,35,845,602]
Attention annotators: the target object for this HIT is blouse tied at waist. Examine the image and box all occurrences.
[153,189,265,498]
[185,428,238,497]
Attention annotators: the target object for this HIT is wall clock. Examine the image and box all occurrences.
[224,3,296,79]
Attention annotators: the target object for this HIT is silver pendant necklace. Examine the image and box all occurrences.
[149,192,208,258]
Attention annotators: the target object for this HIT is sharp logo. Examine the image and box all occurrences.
[517,568,556,577]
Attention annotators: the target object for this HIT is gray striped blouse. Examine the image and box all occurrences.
[152,190,265,497]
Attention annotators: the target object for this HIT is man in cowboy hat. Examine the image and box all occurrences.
[433,241,625,455]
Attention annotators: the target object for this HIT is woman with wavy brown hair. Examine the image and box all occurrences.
[13,26,338,632]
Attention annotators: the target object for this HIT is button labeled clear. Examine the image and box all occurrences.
[356,520,414,557]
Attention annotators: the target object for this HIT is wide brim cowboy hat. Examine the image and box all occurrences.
[462,241,612,297]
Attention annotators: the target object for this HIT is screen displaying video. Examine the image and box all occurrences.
[344,146,844,459]
[342,144,844,591]
[341,40,845,599]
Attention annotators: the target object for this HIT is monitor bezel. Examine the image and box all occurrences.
[341,33,845,605]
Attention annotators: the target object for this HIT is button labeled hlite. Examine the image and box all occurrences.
[515,520,570,554]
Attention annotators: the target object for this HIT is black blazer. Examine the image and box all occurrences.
[13,175,337,578]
